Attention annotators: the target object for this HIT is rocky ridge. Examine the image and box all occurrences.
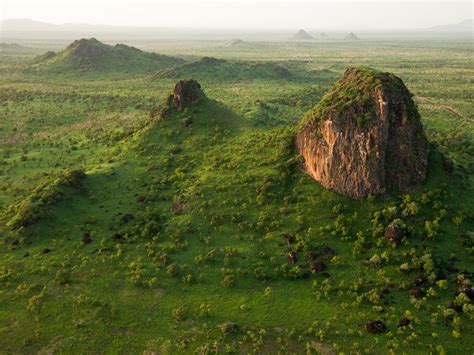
[296,67,428,198]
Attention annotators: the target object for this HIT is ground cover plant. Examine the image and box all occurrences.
[0,36,472,353]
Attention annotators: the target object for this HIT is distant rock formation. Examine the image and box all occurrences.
[345,32,360,40]
[296,67,428,198]
[292,29,314,41]
[229,39,246,46]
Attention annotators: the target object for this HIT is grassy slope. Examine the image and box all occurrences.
[0,40,472,353]
[154,57,308,82]
[28,38,185,75]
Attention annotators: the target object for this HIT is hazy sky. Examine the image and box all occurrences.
[1,0,472,29]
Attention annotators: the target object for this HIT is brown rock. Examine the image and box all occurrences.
[172,79,203,111]
[296,67,428,198]
[365,319,387,334]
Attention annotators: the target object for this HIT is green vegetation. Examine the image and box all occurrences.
[4,169,86,230]
[0,37,472,353]
[154,56,300,82]
[302,66,418,128]
[31,38,184,74]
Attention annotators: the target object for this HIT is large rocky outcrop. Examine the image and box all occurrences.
[296,67,428,198]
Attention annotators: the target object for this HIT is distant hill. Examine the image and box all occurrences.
[344,32,360,40]
[429,19,473,32]
[32,38,184,73]
[0,43,29,52]
[292,29,314,41]
[228,39,246,47]
[154,56,294,82]
[226,39,265,49]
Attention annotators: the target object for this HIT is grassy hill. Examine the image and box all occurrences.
[154,56,297,82]
[32,38,184,74]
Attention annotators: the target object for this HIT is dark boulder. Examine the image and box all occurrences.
[172,79,203,111]
[398,318,411,328]
[365,319,387,334]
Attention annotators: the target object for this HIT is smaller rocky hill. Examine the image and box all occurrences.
[170,79,204,111]
[292,29,314,41]
[345,32,360,40]
[296,67,428,198]
[32,38,183,73]
[149,79,245,133]
[153,79,205,118]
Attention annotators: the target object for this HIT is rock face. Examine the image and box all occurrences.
[296,67,428,199]
[172,79,204,111]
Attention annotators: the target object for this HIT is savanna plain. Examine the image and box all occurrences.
[0,34,473,353]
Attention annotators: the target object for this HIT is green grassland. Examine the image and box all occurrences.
[0,37,472,353]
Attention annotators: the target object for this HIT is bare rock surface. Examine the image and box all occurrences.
[171,79,204,111]
[296,67,428,198]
